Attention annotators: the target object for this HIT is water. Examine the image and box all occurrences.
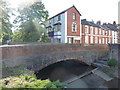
[35,60,95,82]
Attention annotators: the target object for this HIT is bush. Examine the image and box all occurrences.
[0,74,66,89]
[107,58,117,67]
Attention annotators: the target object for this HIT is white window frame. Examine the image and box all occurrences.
[90,26,93,34]
[102,38,104,44]
[95,37,98,44]
[85,36,89,44]
[106,38,108,44]
[72,13,76,20]
[85,26,88,34]
[99,38,101,44]
[99,28,101,35]
[91,36,93,44]
[109,38,111,43]
[72,22,77,32]
[95,28,98,34]
[106,30,108,36]
[102,29,104,35]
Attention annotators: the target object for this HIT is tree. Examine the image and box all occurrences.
[12,19,48,42]
[12,19,43,42]
[14,2,48,23]
[0,1,13,44]
[13,1,49,42]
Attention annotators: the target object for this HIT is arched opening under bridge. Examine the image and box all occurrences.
[35,59,95,82]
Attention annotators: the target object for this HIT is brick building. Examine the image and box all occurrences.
[45,5,119,44]
[45,5,82,43]
[81,19,112,44]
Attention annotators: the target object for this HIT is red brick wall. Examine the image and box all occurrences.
[67,7,80,36]
[0,44,108,60]
[117,30,120,43]
[81,24,113,44]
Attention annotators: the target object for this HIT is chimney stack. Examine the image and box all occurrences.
[96,21,101,25]
[113,21,116,25]
[103,23,107,26]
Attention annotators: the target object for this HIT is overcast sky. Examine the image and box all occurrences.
[42,0,120,24]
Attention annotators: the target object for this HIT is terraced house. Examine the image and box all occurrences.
[45,5,120,44]
[45,5,82,43]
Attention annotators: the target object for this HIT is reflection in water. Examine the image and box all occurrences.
[35,60,94,82]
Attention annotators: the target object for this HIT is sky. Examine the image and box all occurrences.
[42,0,120,24]
[5,0,119,24]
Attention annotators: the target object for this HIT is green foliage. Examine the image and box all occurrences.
[0,1,13,44]
[14,2,48,24]
[12,20,40,42]
[11,30,24,42]
[0,74,66,89]
[12,1,49,42]
[53,80,67,88]
[12,19,50,42]
[40,33,51,43]
[107,58,117,67]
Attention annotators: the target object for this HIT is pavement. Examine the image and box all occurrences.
[67,79,88,88]
[92,68,113,81]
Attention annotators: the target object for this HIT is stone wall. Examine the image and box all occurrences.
[108,44,120,64]
[0,44,109,78]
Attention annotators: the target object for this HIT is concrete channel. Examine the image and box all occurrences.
[35,60,112,88]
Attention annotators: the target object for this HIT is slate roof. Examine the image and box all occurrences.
[81,19,116,30]
[106,23,118,30]
[98,25,111,30]
[81,19,99,27]
[49,5,82,20]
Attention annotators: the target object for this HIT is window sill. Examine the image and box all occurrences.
[72,31,77,33]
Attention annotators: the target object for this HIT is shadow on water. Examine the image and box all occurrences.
[35,59,95,82]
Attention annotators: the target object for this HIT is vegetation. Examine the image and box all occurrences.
[0,1,49,44]
[12,20,47,42]
[12,1,49,42]
[0,1,13,44]
[107,58,117,67]
[0,74,66,89]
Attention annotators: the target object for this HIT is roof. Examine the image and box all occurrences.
[81,19,99,27]
[81,19,112,30]
[106,23,118,31]
[49,5,82,20]
[98,25,111,30]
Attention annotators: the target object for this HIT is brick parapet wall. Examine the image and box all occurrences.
[0,44,108,60]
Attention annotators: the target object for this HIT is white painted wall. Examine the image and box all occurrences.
[80,17,82,43]
[85,36,89,44]
[46,12,67,43]
[61,12,67,43]
[112,30,118,44]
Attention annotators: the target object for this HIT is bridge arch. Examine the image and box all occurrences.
[34,58,91,80]
[35,56,89,73]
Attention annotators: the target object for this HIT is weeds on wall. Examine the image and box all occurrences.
[107,58,117,67]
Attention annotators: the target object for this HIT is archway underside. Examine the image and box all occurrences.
[35,59,93,82]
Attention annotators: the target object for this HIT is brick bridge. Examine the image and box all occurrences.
[0,44,109,73]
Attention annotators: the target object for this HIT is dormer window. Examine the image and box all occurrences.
[58,15,61,21]
[72,13,76,20]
